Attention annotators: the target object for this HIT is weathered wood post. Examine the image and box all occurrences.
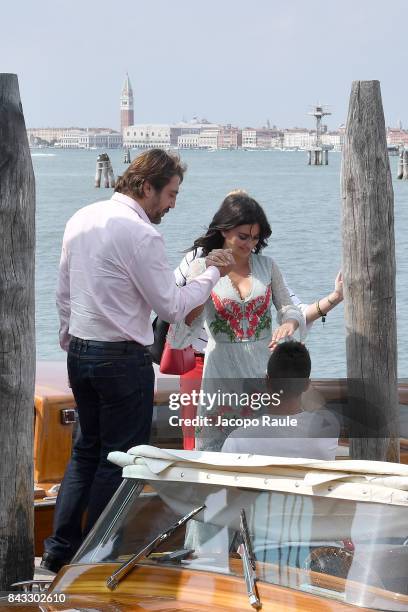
[95,153,115,188]
[123,148,131,164]
[0,74,36,588]
[341,80,399,462]
[102,154,110,188]
[397,150,404,179]
[107,158,116,188]
[95,154,103,187]
[403,150,408,180]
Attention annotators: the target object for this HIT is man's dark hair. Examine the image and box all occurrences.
[267,341,311,396]
[115,148,187,198]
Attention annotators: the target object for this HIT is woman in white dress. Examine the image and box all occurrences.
[168,191,304,450]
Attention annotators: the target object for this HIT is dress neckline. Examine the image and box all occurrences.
[226,253,254,302]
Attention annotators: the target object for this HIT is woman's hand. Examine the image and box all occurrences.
[332,270,343,303]
[268,319,299,351]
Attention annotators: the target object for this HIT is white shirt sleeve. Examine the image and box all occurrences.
[284,280,313,331]
[130,234,219,323]
[56,242,71,352]
[174,248,203,286]
[173,249,209,352]
[167,258,209,348]
[174,251,195,287]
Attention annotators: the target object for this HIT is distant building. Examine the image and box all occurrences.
[123,124,171,149]
[242,127,279,149]
[387,128,408,147]
[176,124,241,149]
[218,125,242,149]
[177,133,200,148]
[170,122,200,146]
[256,128,280,149]
[60,129,122,149]
[321,130,345,149]
[28,127,122,148]
[170,119,217,146]
[282,128,315,149]
[242,129,257,148]
[198,127,220,149]
[27,127,77,145]
[88,131,122,149]
[120,73,134,134]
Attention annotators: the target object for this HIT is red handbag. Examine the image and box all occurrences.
[159,341,196,375]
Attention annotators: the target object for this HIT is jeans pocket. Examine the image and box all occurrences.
[91,358,152,409]
[91,361,127,378]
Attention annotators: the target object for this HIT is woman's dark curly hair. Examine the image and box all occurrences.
[190,190,272,255]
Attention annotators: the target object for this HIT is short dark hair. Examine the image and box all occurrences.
[189,190,272,255]
[267,341,311,396]
[115,148,186,198]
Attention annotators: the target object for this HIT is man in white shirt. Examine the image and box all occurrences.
[42,149,234,573]
[222,341,339,460]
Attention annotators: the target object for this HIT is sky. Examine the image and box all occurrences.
[2,0,407,131]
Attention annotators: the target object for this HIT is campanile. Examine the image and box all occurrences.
[120,73,134,133]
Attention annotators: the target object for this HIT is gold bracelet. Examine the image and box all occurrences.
[316,301,326,323]
[327,293,338,306]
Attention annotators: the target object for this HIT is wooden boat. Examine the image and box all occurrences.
[33,363,408,556]
[20,446,408,610]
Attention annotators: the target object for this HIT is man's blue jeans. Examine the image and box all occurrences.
[44,337,155,562]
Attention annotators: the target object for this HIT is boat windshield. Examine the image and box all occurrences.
[74,479,408,611]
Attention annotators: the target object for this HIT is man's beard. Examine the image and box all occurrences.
[149,207,170,225]
[149,212,162,225]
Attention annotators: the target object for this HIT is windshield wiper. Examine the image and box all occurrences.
[240,509,262,610]
[106,504,205,590]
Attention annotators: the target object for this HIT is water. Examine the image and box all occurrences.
[33,149,408,377]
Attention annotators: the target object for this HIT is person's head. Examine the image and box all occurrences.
[190,190,271,258]
[267,341,311,397]
[115,148,187,224]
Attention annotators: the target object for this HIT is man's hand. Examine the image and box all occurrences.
[205,248,235,277]
[268,319,299,351]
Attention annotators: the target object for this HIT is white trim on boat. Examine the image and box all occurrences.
[108,445,408,507]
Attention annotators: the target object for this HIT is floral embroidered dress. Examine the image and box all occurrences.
[168,254,305,451]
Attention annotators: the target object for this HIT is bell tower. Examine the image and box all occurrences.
[120,73,134,133]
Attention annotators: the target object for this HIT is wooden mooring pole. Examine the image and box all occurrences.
[396,149,408,180]
[403,150,408,180]
[341,80,399,462]
[307,147,328,166]
[0,74,36,588]
[95,154,104,187]
[95,153,115,188]
[397,150,404,179]
[123,148,131,164]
